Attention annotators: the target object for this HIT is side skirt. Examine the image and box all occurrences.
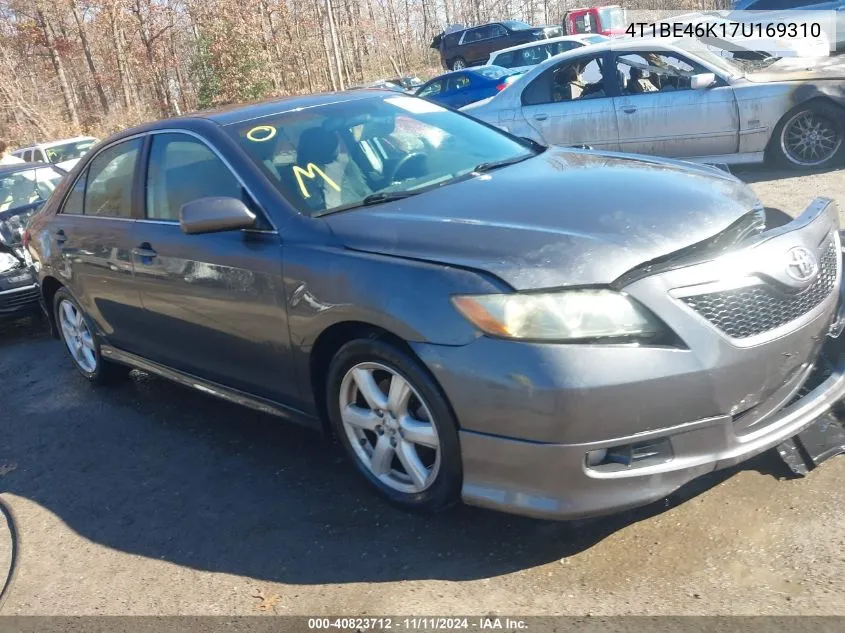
[100,344,322,431]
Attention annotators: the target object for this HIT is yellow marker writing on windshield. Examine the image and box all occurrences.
[246,125,277,142]
[292,163,341,199]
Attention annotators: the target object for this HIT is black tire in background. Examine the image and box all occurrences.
[451,57,467,70]
[326,338,462,513]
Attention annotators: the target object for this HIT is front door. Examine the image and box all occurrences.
[48,137,148,353]
[130,132,295,403]
[612,51,739,159]
[518,53,619,150]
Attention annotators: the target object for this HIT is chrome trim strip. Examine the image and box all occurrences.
[0,283,37,295]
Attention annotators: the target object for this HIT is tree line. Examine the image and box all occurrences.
[0,0,721,144]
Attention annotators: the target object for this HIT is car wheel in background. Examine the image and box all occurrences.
[772,101,844,170]
[451,57,467,70]
[53,287,128,384]
[326,338,462,513]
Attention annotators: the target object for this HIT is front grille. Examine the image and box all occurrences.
[681,238,838,339]
[0,286,39,313]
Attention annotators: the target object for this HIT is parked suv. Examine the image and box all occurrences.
[431,20,564,70]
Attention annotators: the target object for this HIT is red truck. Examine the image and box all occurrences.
[563,5,627,36]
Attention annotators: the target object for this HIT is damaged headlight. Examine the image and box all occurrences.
[0,208,38,246]
[452,290,664,342]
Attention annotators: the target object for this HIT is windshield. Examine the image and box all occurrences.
[0,166,63,213]
[228,95,534,216]
[672,38,743,77]
[44,139,97,164]
[598,8,625,30]
[503,20,532,30]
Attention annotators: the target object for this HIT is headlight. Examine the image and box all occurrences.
[0,209,38,246]
[451,290,664,341]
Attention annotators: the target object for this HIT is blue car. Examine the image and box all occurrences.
[415,66,523,109]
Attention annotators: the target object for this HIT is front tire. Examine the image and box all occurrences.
[326,338,462,513]
[771,101,844,170]
[451,57,467,70]
[53,288,128,384]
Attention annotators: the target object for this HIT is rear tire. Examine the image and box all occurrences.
[770,101,844,170]
[326,338,462,513]
[53,288,128,384]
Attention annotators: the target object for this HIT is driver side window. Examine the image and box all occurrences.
[522,55,607,106]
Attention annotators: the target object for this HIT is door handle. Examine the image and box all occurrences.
[533,113,549,121]
[622,106,637,114]
[132,242,157,259]
[55,229,67,245]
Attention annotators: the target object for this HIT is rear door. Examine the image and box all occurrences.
[517,52,619,150]
[130,131,294,402]
[612,51,738,158]
[46,137,147,352]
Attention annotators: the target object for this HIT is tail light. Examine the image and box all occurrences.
[22,229,30,248]
[496,83,508,91]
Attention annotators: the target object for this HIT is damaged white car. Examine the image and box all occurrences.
[461,38,845,169]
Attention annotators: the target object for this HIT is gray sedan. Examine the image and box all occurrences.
[462,38,845,169]
[26,90,845,519]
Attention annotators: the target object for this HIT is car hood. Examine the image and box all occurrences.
[55,158,80,171]
[744,56,845,82]
[324,149,763,290]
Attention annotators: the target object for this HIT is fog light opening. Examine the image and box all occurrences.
[585,438,673,472]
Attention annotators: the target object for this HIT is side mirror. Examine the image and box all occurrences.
[691,73,716,90]
[179,197,256,235]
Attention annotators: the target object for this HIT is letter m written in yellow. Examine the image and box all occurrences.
[292,163,341,199]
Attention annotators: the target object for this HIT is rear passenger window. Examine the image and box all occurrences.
[84,139,141,218]
[145,133,244,222]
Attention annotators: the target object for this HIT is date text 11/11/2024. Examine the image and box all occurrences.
[307,617,528,630]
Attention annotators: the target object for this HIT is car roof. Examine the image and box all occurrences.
[186,90,394,127]
[0,162,60,176]
[31,136,98,149]
[489,33,605,58]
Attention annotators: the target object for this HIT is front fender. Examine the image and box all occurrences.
[283,243,507,409]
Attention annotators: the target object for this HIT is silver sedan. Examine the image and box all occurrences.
[461,38,845,170]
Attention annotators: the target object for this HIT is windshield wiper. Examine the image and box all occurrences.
[473,153,534,173]
[360,191,423,206]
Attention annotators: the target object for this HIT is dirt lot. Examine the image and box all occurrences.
[1,164,845,617]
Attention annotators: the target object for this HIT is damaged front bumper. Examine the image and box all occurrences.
[778,235,845,475]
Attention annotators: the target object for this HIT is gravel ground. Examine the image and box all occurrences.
[0,165,844,617]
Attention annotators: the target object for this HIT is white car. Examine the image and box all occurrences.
[461,37,845,169]
[486,33,610,73]
[12,136,99,172]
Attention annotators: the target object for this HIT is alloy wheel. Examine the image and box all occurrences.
[58,299,97,373]
[780,110,842,167]
[452,59,466,70]
[338,362,441,494]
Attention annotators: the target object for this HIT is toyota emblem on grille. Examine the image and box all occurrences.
[785,246,819,283]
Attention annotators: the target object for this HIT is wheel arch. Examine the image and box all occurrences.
[309,321,419,433]
[766,95,845,161]
[40,275,64,339]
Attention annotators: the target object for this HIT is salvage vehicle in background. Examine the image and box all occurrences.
[462,38,845,169]
[24,90,845,520]
[486,33,608,74]
[431,21,564,70]
[731,0,845,51]
[563,5,627,36]
[12,136,99,172]
[415,66,523,108]
[0,163,64,319]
